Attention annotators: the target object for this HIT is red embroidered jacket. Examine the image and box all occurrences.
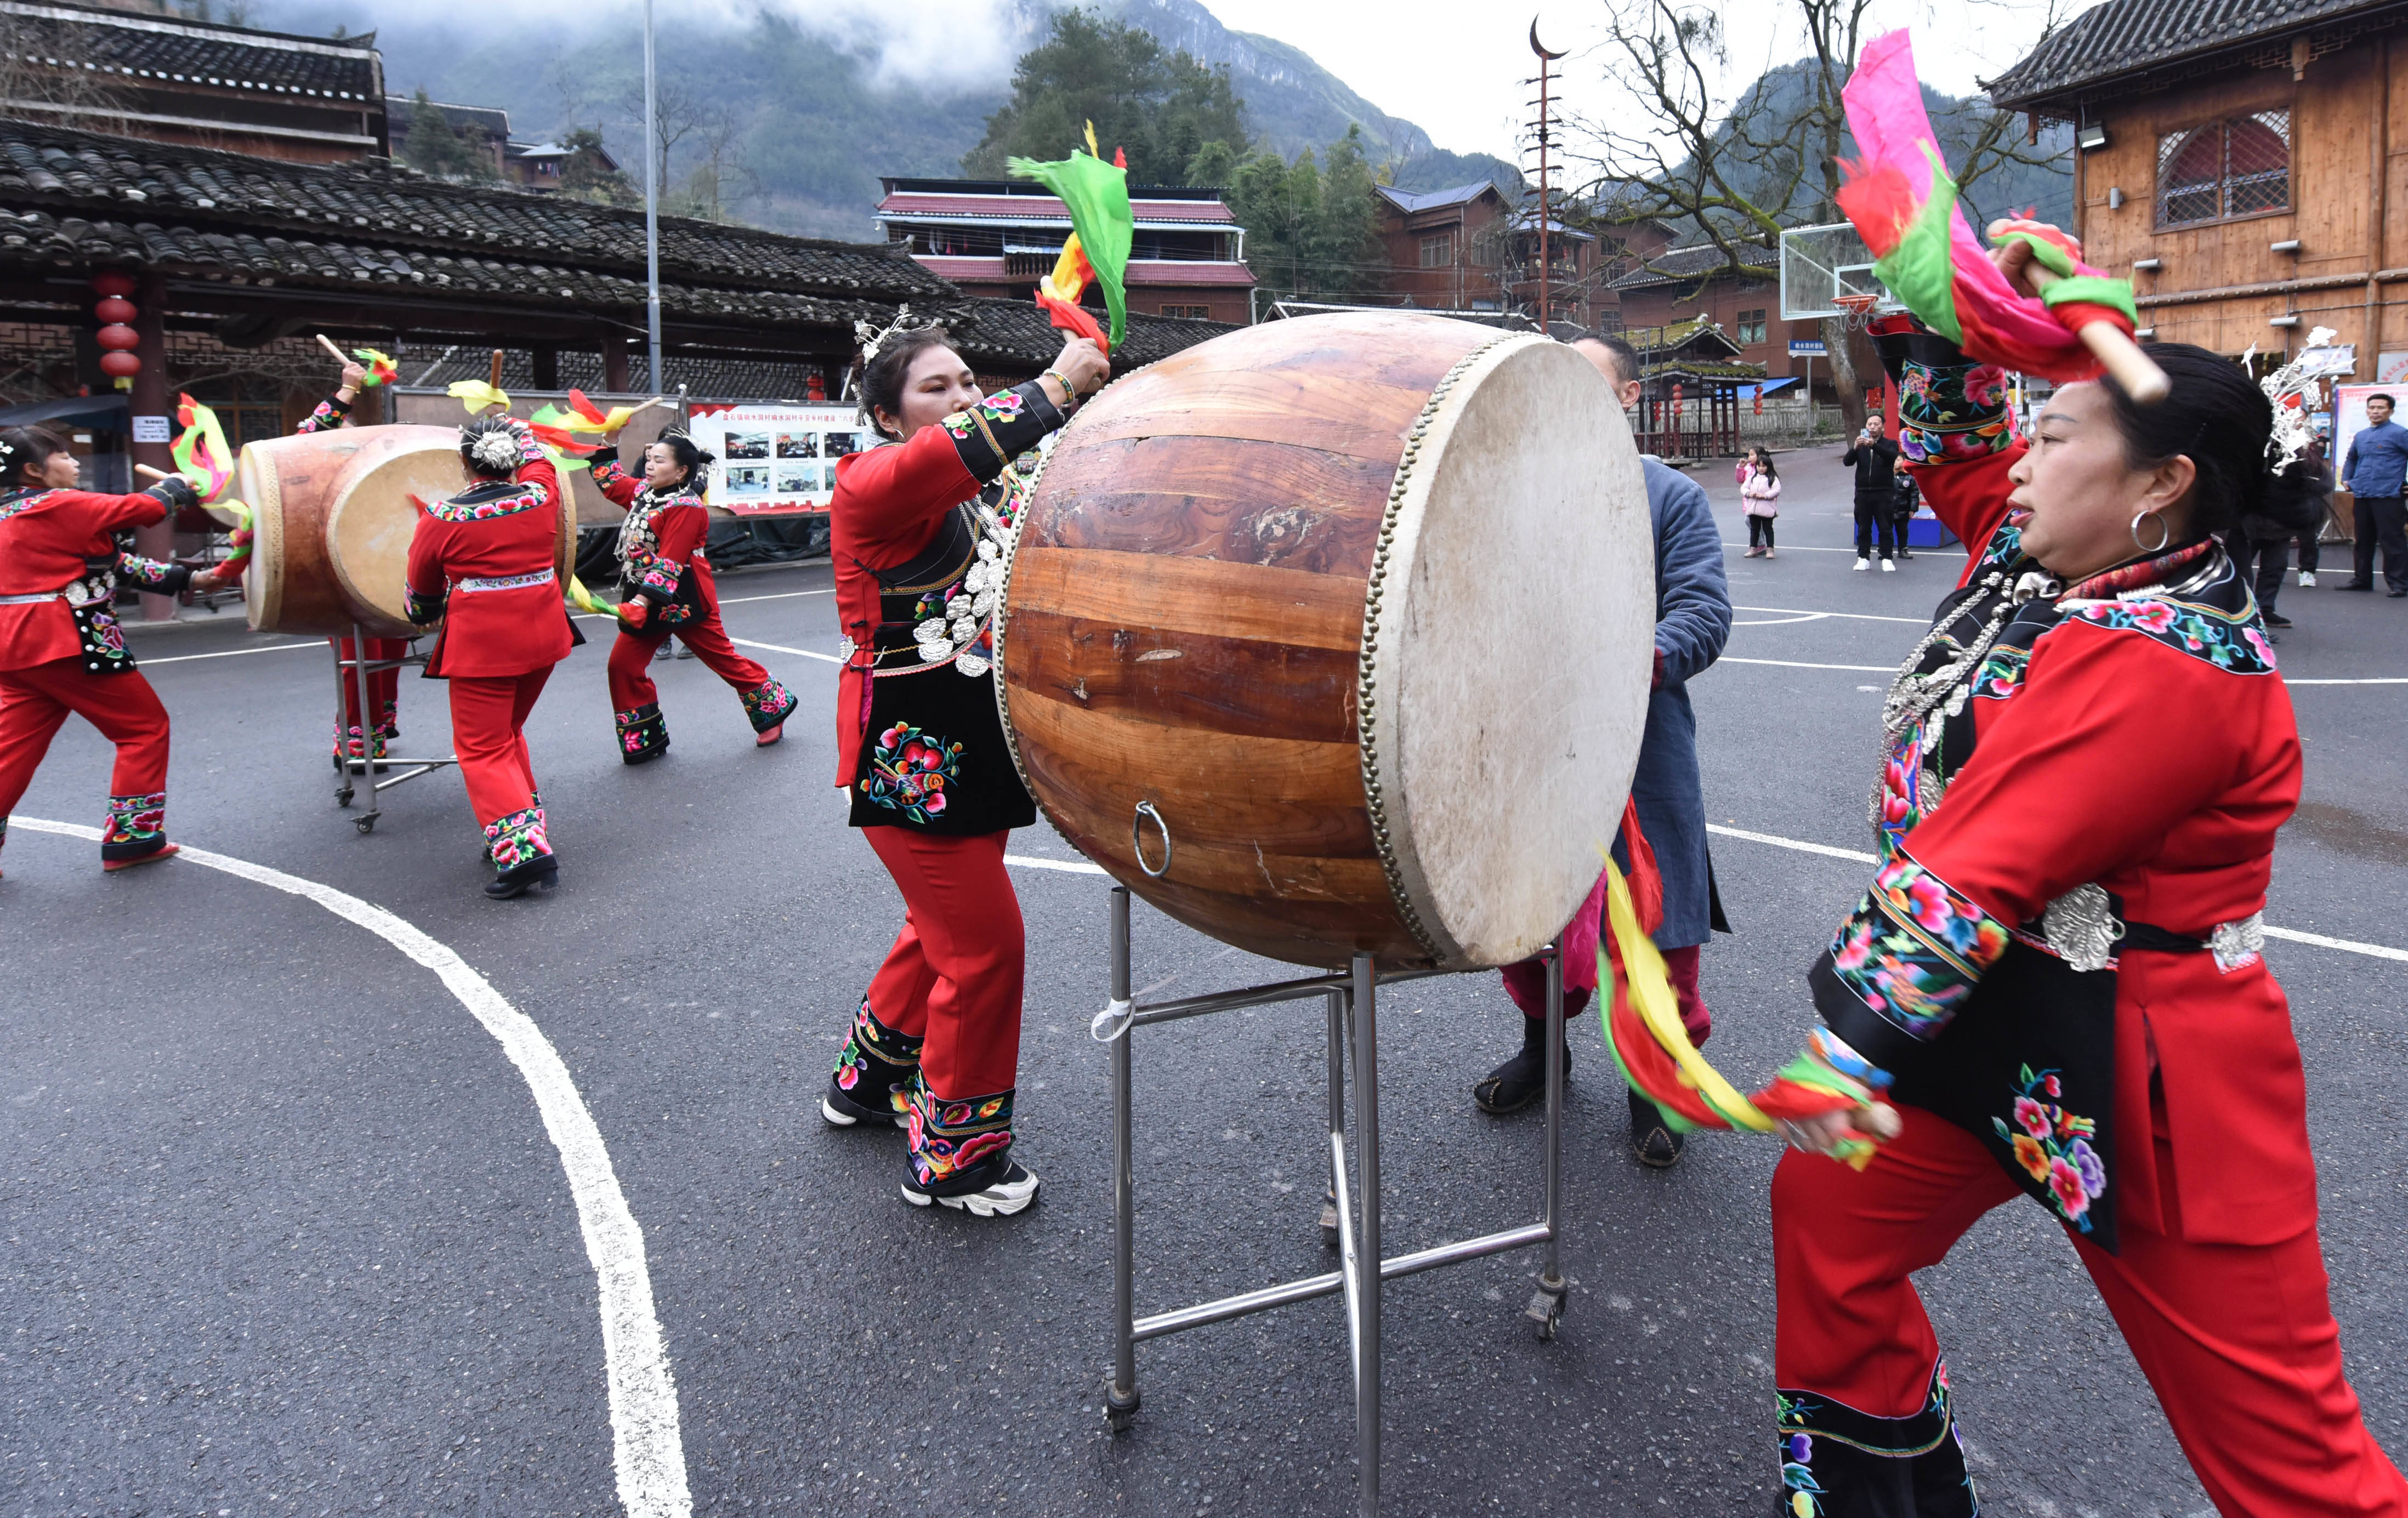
[404,440,569,679]
[1825,412,2312,1246]
[591,451,711,623]
[0,483,186,671]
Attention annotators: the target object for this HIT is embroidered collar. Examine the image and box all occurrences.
[424,481,547,524]
[2058,538,2218,603]
[0,487,58,522]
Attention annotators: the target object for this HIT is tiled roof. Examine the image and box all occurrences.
[0,0,380,100]
[877,191,1235,225]
[1377,182,1500,215]
[388,96,509,136]
[1986,0,2406,109]
[1608,242,1774,291]
[0,118,955,311]
[1621,316,1745,357]
[941,296,1241,371]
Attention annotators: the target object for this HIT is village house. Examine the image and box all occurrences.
[1987,0,2407,373]
[384,96,623,193]
[1608,241,1830,408]
[1370,180,1630,329]
[876,176,1255,326]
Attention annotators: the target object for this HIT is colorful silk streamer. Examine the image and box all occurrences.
[1835,29,2137,384]
[169,393,234,502]
[447,379,512,414]
[1007,129,1134,350]
[565,572,632,624]
[352,348,398,386]
[551,388,651,436]
[1596,857,1879,1170]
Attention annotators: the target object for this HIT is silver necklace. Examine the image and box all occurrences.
[1866,566,2060,832]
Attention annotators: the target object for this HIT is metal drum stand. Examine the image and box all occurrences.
[331,621,458,833]
[1096,886,1568,1515]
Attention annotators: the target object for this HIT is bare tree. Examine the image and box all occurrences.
[1569,0,2069,428]
[0,12,130,137]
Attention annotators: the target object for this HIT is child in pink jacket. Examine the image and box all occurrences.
[1739,447,1781,558]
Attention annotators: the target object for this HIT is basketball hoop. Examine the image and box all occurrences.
[1833,292,1880,330]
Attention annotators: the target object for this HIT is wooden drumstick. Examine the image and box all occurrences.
[487,349,505,390]
[314,333,349,365]
[134,462,173,481]
[1986,220,2170,403]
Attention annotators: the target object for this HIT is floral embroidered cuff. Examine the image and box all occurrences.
[939,380,1066,485]
[113,552,191,595]
[404,584,445,626]
[1811,850,2012,1066]
[1869,323,2017,466]
[296,393,353,434]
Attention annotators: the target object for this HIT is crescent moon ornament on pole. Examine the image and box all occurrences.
[1529,18,1566,59]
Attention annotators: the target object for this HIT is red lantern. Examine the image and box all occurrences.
[99,350,141,378]
[94,295,136,325]
[90,271,136,299]
[96,323,139,351]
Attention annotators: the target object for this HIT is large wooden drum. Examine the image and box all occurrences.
[241,424,575,637]
[997,312,1654,971]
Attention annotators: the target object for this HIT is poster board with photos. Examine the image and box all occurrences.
[685,402,866,515]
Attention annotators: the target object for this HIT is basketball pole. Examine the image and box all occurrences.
[642,0,663,394]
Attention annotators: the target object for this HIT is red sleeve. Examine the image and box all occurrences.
[592,454,641,508]
[1910,444,2021,586]
[830,427,978,557]
[1899,625,2262,929]
[514,451,561,513]
[651,501,706,564]
[405,513,447,618]
[60,487,169,539]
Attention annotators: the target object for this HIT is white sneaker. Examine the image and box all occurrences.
[1881,559,1896,572]
[902,1159,1040,1217]
[2299,570,2316,587]
[1854,557,1871,571]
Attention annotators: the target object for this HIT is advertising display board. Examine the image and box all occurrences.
[684,401,867,515]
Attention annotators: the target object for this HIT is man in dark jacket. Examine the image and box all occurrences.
[1842,414,1902,571]
[1474,332,1732,1167]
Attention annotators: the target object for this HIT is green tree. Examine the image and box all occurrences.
[401,90,495,182]
[962,9,1246,184]
[555,127,638,208]
[1183,139,1240,189]
[1223,125,1385,304]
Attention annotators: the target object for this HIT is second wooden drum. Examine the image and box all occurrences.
[243,424,574,638]
[997,311,1654,971]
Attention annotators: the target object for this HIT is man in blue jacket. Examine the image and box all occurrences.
[2341,393,2408,596]
[1474,332,1733,1167]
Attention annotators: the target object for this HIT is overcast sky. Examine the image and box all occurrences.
[1203,0,2100,163]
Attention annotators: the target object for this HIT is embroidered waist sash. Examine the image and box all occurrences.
[458,569,555,593]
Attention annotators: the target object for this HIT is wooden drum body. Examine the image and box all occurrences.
[997,312,1654,971]
[243,425,574,637]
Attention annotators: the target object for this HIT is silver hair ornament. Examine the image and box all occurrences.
[466,429,522,474]
[2244,327,2340,471]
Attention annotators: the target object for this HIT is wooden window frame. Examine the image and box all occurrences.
[2154,109,2292,231]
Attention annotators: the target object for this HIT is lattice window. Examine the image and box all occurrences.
[1419,232,1454,268]
[2156,110,2290,226]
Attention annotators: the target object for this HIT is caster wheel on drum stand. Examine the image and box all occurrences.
[1102,1374,1140,1432]
[355,816,377,835]
[1319,1190,1340,1250]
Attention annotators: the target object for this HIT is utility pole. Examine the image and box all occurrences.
[642,0,663,391]
[1528,20,1566,332]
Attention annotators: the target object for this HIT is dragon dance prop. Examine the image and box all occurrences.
[1007,123,1134,351]
[1835,30,2167,402]
[1598,852,1883,1170]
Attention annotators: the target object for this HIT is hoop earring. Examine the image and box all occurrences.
[2130,510,2171,553]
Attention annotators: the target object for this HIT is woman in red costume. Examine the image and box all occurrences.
[1764,237,2408,1515]
[587,429,797,763]
[404,416,574,900]
[300,355,409,767]
[818,324,1108,1217]
[0,427,208,877]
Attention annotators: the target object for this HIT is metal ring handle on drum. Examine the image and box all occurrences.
[1131,800,1172,878]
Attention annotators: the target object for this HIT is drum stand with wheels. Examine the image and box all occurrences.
[331,622,457,834]
[1097,885,1568,1516]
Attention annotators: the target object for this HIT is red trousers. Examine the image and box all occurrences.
[1774,1103,2408,1516]
[861,826,1024,1101]
[606,614,770,715]
[449,669,548,828]
[330,635,404,744]
[0,657,171,858]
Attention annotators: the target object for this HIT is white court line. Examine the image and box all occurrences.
[139,639,323,666]
[2286,678,2408,686]
[1723,542,1862,553]
[1733,604,1930,625]
[5,816,694,1517]
[1705,821,2408,963]
[728,636,840,664]
[1007,853,1107,875]
[1721,655,1897,673]
[1732,613,1831,627]
[718,588,833,605]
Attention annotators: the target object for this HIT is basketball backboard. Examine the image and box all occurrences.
[1779,221,1900,321]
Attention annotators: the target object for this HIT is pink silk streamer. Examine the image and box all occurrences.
[1843,30,2095,374]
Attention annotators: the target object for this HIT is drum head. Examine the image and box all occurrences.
[1361,334,1654,968]
[326,440,469,635]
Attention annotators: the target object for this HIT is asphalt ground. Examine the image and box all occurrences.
[5,441,2405,1517]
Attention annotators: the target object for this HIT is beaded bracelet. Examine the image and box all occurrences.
[1042,368,1077,402]
[1810,1026,1894,1091]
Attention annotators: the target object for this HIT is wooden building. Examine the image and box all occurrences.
[1987,0,2408,371]
[385,96,624,193]
[1371,181,1618,329]
[0,0,385,162]
[1609,240,1831,403]
[1620,317,1764,459]
[877,177,1255,327]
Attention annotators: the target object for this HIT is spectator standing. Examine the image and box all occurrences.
[1889,454,1921,561]
[1842,412,1902,571]
[2341,393,2408,596]
[1739,446,1781,557]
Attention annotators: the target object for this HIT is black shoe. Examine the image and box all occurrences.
[2341,581,2375,592]
[901,1156,1040,1216]
[484,855,559,900]
[1473,1017,1569,1115]
[622,745,667,766]
[822,1077,907,1130]
[2263,611,2293,628]
[1628,1088,1685,1168]
[2390,588,2407,599]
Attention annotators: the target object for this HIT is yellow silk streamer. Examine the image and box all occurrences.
[565,573,628,621]
[1601,858,1776,1134]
